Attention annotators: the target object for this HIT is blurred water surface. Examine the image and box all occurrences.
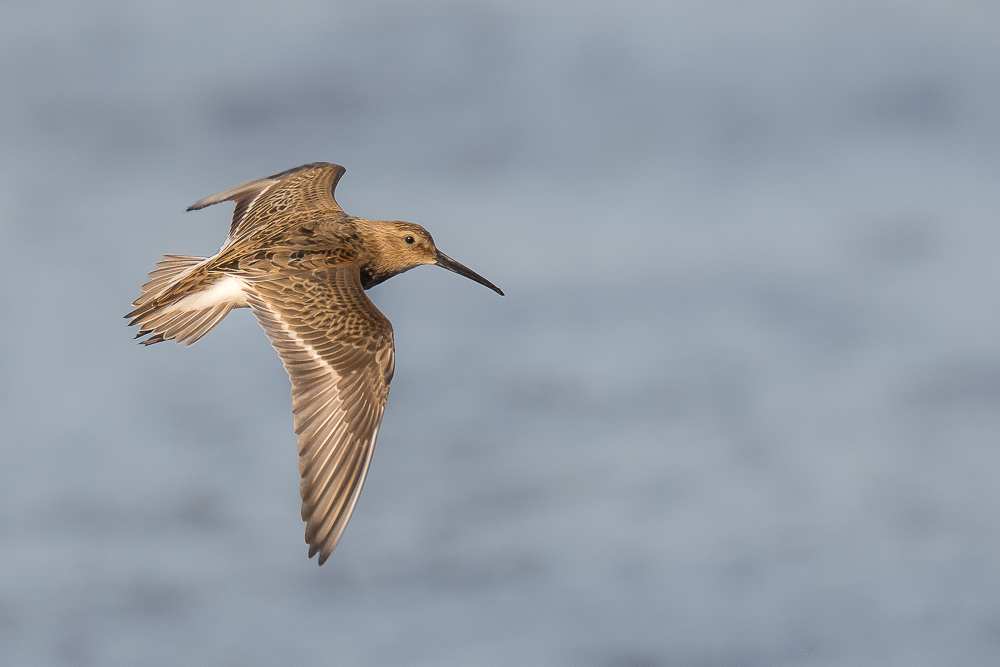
[2,1,1000,665]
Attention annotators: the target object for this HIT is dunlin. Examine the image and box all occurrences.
[126,162,503,564]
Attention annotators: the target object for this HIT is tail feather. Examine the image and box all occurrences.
[127,254,243,346]
[183,304,232,344]
[132,254,207,307]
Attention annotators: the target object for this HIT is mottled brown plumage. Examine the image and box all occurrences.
[126,162,502,564]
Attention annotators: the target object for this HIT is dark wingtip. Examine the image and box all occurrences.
[308,543,329,565]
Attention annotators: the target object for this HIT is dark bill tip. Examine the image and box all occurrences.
[435,251,504,296]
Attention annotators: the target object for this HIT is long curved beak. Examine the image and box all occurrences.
[435,251,504,296]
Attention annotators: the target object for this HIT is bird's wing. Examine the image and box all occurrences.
[245,264,394,564]
[187,162,348,240]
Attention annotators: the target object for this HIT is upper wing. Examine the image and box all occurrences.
[245,264,394,565]
[187,162,347,240]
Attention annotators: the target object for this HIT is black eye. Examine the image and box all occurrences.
[404,236,415,244]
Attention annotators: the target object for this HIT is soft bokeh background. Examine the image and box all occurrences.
[2,0,1000,665]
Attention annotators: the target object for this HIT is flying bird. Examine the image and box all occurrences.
[126,162,503,564]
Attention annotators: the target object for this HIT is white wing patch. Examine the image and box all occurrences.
[163,275,249,313]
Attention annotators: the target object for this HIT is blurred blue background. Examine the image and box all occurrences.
[2,1,1000,665]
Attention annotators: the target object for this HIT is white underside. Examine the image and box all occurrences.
[164,275,249,312]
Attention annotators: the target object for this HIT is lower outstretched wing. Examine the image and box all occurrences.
[246,264,394,564]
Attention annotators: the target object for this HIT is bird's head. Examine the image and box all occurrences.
[364,220,504,295]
